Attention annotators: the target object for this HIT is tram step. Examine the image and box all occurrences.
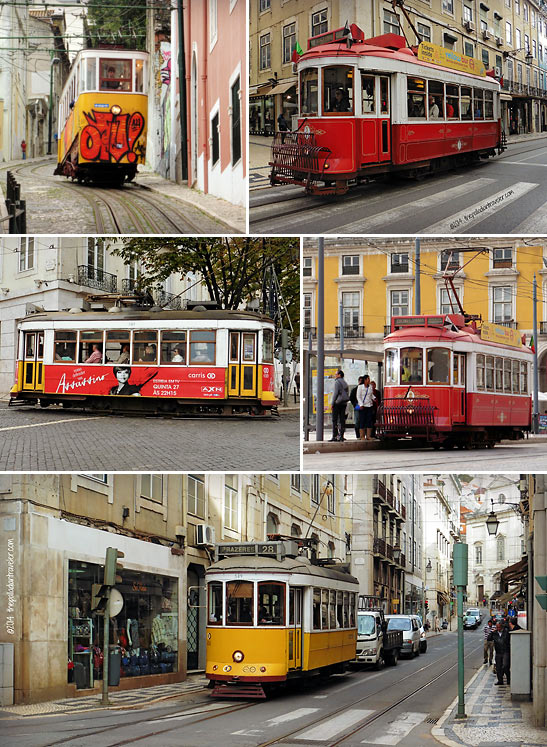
[211,682,266,699]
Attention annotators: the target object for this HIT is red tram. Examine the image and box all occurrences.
[377,314,532,448]
[270,27,505,194]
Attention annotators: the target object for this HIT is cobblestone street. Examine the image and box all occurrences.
[0,404,300,471]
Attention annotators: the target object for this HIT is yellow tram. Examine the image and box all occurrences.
[55,49,148,186]
[206,541,358,698]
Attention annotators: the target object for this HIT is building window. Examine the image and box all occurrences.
[303,256,313,276]
[283,22,296,64]
[231,76,241,165]
[475,544,483,564]
[464,41,474,57]
[259,0,270,10]
[440,250,460,271]
[383,10,400,34]
[291,522,302,537]
[266,511,279,535]
[311,9,328,37]
[443,33,457,50]
[342,292,360,330]
[390,289,409,317]
[291,474,301,492]
[327,483,335,514]
[523,3,528,21]
[493,247,512,268]
[493,286,513,322]
[87,237,105,271]
[417,22,431,42]
[19,237,35,272]
[80,473,108,483]
[224,475,238,530]
[482,49,489,67]
[506,21,512,44]
[141,474,163,503]
[532,40,537,58]
[463,4,473,21]
[311,474,320,504]
[515,0,520,12]
[259,33,271,70]
[188,474,205,517]
[524,34,529,52]
[209,0,218,47]
[391,253,409,273]
[497,535,505,561]
[442,0,454,13]
[516,28,521,49]
[440,287,459,314]
[303,293,312,331]
[211,112,220,165]
[342,255,359,275]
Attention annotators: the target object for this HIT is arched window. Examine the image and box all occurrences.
[497,535,505,562]
[291,523,301,538]
[475,544,483,564]
[328,541,335,558]
[266,512,279,536]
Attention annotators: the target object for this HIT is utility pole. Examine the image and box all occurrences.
[339,301,344,355]
[177,0,188,182]
[454,542,468,719]
[415,238,421,314]
[316,237,325,441]
[533,273,539,434]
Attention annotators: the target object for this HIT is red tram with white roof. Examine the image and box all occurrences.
[377,314,532,448]
[270,26,504,194]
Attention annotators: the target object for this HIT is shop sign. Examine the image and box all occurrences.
[418,42,486,77]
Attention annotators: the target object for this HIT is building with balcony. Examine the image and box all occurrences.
[0,237,207,397]
[303,238,547,394]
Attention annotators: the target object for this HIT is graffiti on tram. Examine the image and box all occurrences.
[80,110,145,163]
[44,365,226,398]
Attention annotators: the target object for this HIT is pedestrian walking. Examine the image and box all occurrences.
[356,374,376,440]
[483,618,495,665]
[21,139,27,160]
[330,370,349,442]
[492,622,510,685]
[277,111,290,143]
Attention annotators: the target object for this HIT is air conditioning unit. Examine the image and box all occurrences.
[496,36,503,47]
[482,29,491,40]
[195,523,215,546]
[463,19,475,32]
[494,66,502,78]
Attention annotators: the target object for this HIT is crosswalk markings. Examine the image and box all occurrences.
[422,181,538,233]
[365,711,427,744]
[295,709,375,741]
[265,707,320,725]
[512,200,547,232]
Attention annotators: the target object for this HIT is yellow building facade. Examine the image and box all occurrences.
[303,239,547,389]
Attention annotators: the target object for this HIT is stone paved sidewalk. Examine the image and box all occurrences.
[0,674,209,718]
[433,663,547,747]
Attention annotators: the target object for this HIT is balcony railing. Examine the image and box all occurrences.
[540,321,547,335]
[495,320,518,328]
[335,325,365,339]
[120,279,183,309]
[77,265,118,293]
[373,537,386,557]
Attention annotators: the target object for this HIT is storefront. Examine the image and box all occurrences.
[68,560,178,690]
[404,582,423,615]
[249,92,275,135]
[249,80,297,135]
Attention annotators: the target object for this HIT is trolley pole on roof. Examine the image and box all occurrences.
[316,237,325,441]
[415,238,421,315]
[533,273,539,434]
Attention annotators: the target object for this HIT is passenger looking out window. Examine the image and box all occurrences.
[446,84,459,118]
[323,65,354,115]
[401,348,423,383]
[428,95,440,118]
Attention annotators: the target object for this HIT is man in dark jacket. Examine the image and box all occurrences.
[492,622,510,685]
[330,370,349,442]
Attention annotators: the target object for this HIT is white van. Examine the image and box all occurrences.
[385,614,421,657]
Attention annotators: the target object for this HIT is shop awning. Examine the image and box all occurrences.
[501,557,528,585]
[437,591,450,606]
[500,94,513,101]
[497,589,520,605]
[269,80,296,95]
[250,85,274,98]
[250,80,296,98]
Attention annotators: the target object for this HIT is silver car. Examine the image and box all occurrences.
[385,614,421,657]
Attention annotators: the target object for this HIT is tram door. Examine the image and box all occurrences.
[377,76,391,162]
[288,587,303,670]
[22,331,44,391]
[360,75,391,164]
[228,332,258,397]
[452,353,466,423]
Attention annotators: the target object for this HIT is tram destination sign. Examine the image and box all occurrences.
[215,541,297,561]
[417,42,486,77]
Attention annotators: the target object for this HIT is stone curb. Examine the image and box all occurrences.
[431,666,485,747]
[303,434,547,453]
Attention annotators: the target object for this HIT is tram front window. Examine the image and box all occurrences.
[323,65,354,115]
[385,348,399,385]
[401,348,423,384]
[300,68,318,116]
[361,74,375,113]
[208,581,223,624]
[99,59,132,91]
[226,580,254,625]
[258,582,285,625]
[427,348,450,384]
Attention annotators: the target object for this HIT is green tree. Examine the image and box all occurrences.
[110,237,300,336]
[86,0,146,50]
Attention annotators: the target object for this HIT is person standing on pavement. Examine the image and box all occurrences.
[349,376,364,439]
[483,618,495,665]
[492,621,510,685]
[357,374,376,440]
[330,370,350,442]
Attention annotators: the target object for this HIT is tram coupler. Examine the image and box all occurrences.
[211,681,267,699]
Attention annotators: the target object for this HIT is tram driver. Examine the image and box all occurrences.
[331,88,350,112]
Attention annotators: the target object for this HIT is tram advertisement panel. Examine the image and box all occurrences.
[44,365,226,398]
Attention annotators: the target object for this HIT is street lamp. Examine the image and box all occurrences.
[486,499,500,536]
[48,56,61,156]
[503,49,534,65]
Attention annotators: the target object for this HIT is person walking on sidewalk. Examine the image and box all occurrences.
[492,621,510,685]
[330,370,350,442]
[483,618,495,665]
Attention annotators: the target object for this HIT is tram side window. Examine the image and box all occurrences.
[407,77,426,118]
[520,361,528,394]
[300,68,318,116]
[86,57,97,91]
[427,348,450,384]
[343,591,349,627]
[485,355,494,391]
[495,357,503,391]
[461,86,473,119]
[349,593,356,627]
[428,80,444,119]
[105,330,130,364]
[321,590,329,629]
[385,348,399,385]
[133,331,158,364]
[503,359,512,392]
[474,88,484,119]
[313,588,321,630]
[258,582,285,625]
[336,591,344,628]
[99,59,132,91]
[446,84,459,118]
[226,580,254,625]
[79,330,104,364]
[380,77,389,115]
[361,74,375,114]
[323,65,354,115]
[208,582,223,624]
[401,347,423,383]
[161,331,187,365]
[484,90,494,119]
[329,590,337,628]
[476,354,485,389]
[135,58,145,93]
[512,360,519,393]
[190,330,216,364]
[55,331,77,362]
[262,329,274,363]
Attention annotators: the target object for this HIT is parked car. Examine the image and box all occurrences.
[464,615,479,630]
[385,614,421,657]
[411,614,428,653]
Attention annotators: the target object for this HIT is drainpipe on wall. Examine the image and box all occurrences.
[177,0,188,183]
[201,1,208,195]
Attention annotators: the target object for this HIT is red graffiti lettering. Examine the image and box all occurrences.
[80,110,145,163]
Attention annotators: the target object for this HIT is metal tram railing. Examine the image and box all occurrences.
[269,131,331,189]
[376,397,437,439]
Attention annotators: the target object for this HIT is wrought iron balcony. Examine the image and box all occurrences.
[373,537,386,557]
[495,320,518,328]
[121,278,137,292]
[335,325,365,339]
[77,265,118,293]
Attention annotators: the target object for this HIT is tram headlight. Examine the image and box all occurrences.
[110,104,122,115]
[260,666,267,672]
[232,650,244,663]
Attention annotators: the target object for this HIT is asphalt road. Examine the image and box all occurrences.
[249,137,547,234]
[303,439,547,471]
[1,627,486,747]
[0,403,300,471]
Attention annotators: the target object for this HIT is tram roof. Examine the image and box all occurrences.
[20,309,274,323]
[207,555,359,584]
[385,324,532,354]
